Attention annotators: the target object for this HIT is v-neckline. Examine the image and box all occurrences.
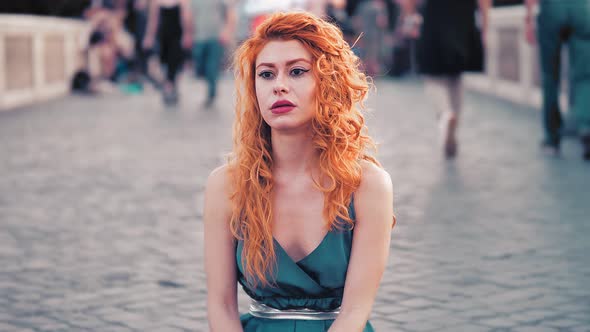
[273,232,331,265]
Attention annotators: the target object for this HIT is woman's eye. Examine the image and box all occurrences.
[258,71,274,79]
[290,68,309,77]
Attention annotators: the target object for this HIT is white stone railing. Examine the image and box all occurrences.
[464,6,569,111]
[0,14,90,111]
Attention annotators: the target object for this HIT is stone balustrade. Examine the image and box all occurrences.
[0,14,90,111]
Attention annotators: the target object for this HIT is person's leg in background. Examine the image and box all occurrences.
[537,3,566,154]
[424,75,463,158]
[158,30,183,105]
[448,75,463,156]
[192,41,206,79]
[203,38,223,108]
[164,36,183,104]
[567,0,590,159]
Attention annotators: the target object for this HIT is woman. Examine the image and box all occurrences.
[203,12,395,332]
[143,0,193,105]
[405,0,490,158]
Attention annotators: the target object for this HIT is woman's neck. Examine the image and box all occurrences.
[271,129,318,176]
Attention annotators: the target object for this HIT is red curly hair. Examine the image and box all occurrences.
[230,11,380,287]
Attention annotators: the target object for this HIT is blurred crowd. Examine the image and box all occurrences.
[65,0,424,105]
[0,0,503,103]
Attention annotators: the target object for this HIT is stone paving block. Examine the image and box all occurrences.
[401,319,449,332]
[512,308,561,324]
[370,319,407,331]
[569,311,590,324]
[545,318,583,329]
[435,323,492,332]
[0,322,34,332]
[513,327,558,332]
[98,310,150,329]
[372,303,413,317]
[570,325,590,332]
[399,307,450,321]
[14,316,65,330]
[167,316,201,331]
[58,315,106,330]
[476,314,525,329]
[396,297,437,310]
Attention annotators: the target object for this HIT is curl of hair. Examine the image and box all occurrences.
[229,11,380,288]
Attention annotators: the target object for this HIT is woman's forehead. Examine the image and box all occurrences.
[255,40,312,66]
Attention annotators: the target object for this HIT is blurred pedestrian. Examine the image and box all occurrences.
[525,0,590,160]
[122,0,157,91]
[353,0,390,76]
[404,0,490,158]
[325,0,356,45]
[203,12,395,332]
[387,0,417,77]
[143,0,193,105]
[85,2,136,82]
[190,0,237,108]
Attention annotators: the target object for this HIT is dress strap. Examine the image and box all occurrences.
[348,193,356,221]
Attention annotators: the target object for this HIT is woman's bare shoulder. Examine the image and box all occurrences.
[204,164,234,229]
[358,160,392,195]
[207,163,229,183]
[205,164,233,201]
[354,160,394,228]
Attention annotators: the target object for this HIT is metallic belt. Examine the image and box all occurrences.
[248,299,340,320]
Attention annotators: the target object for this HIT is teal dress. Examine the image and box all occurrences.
[237,200,374,332]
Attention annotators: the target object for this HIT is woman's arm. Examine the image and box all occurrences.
[478,0,492,47]
[397,0,422,39]
[328,162,394,332]
[203,165,244,332]
[219,1,238,45]
[524,0,538,44]
[142,0,160,49]
[179,0,194,49]
[400,0,419,15]
[525,0,538,17]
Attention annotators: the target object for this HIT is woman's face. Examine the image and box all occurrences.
[255,40,316,133]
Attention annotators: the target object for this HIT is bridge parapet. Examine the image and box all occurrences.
[0,14,89,111]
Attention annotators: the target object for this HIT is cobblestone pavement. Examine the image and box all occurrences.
[1,77,589,332]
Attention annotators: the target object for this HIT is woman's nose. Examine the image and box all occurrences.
[273,75,289,95]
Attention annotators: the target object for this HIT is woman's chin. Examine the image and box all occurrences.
[267,120,312,134]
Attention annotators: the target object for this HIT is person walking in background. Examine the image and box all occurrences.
[353,0,390,76]
[123,0,157,91]
[325,0,356,46]
[403,0,490,158]
[143,0,193,105]
[525,0,590,160]
[190,0,236,108]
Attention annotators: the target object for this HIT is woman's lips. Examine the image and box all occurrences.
[271,105,295,114]
[271,100,296,114]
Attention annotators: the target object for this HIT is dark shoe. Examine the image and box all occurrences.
[541,140,560,157]
[443,115,458,159]
[444,140,458,159]
[582,135,590,161]
[204,96,215,109]
[163,87,178,106]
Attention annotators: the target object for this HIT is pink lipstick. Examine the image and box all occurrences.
[271,100,296,114]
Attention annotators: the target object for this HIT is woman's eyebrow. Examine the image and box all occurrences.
[256,58,311,69]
